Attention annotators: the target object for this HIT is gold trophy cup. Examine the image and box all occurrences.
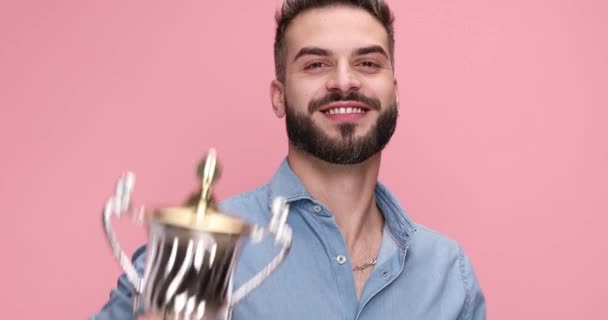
[101,149,292,320]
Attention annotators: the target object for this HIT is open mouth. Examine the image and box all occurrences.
[323,107,367,115]
[318,101,372,118]
[319,104,371,123]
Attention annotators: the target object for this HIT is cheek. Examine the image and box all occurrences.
[285,83,324,108]
[370,78,396,104]
[285,89,306,108]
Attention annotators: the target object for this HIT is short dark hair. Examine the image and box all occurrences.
[274,0,395,82]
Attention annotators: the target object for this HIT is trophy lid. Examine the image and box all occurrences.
[147,149,248,235]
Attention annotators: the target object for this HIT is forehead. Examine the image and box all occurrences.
[284,6,389,58]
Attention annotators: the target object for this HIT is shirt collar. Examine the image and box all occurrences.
[268,158,417,247]
[268,158,313,206]
[374,181,417,248]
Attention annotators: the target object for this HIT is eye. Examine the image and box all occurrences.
[359,61,379,68]
[304,62,328,70]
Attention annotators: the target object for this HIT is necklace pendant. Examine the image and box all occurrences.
[352,257,377,271]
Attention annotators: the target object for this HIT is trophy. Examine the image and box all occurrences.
[102,149,292,320]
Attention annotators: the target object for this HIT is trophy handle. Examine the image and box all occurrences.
[230,197,293,306]
[101,172,145,294]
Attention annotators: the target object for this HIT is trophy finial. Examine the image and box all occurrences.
[195,148,219,220]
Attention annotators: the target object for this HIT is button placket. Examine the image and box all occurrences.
[311,208,359,313]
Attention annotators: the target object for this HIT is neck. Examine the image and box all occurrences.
[287,144,384,248]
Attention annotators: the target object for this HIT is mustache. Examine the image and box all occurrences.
[308,91,381,114]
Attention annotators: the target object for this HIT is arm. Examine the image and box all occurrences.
[90,245,147,320]
[458,246,486,320]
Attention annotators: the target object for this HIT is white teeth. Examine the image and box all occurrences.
[324,107,365,115]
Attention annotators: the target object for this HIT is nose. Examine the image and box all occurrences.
[325,62,361,94]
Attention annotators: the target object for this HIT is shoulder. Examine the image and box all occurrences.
[218,184,271,224]
[406,224,486,318]
[413,224,460,249]
[407,223,468,268]
[409,223,482,292]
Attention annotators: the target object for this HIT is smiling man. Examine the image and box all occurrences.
[93,1,486,319]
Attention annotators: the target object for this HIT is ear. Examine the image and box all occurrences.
[394,79,400,109]
[270,79,286,118]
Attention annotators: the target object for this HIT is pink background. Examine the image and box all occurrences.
[1,0,606,318]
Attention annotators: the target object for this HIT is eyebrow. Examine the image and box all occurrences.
[293,47,331,62]
[353,45,389,59]
[293,45,389,62]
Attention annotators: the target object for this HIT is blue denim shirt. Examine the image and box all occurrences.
[92,160,486,319]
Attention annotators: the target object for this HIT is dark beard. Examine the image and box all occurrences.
[285,92,398,165]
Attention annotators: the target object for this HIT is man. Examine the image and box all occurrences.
[93,0,486,319]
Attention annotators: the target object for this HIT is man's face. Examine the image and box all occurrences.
[279,5,398,164]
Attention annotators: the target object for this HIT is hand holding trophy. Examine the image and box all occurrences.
[102,149,292,320]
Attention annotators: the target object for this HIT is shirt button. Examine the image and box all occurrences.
[336,255,347,264]
[312,205,322,213]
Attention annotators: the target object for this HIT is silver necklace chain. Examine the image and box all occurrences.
[352,257,377,271]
